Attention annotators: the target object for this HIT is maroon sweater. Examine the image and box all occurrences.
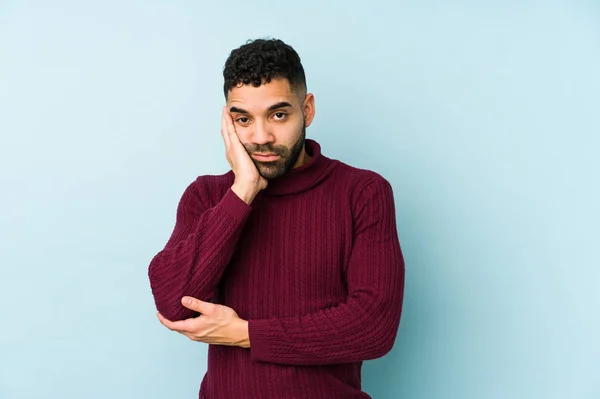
[148,139,405,398]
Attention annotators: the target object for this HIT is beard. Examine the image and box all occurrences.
[243,124,306,181]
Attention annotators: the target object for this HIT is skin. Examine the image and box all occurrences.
[158,77,316,348]
[228,77,315,203]
[158,296,251,348]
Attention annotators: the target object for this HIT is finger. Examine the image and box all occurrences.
[225,120,247,164]
[182,296,215,314]
[224,108,236,136]
[221,107,231,148]
[157,312,191,333]
[224,110,242,145]
[157,312,177,330]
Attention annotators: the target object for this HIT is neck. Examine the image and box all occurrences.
[292,147,312,169]
[260,139,336,196]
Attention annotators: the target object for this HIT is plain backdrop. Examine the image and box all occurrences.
[1,1,599,398]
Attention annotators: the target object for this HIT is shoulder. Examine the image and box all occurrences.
[332,160,393,198]
[327,161,396,221]
[192,171,235,195]
[178,171,235,211]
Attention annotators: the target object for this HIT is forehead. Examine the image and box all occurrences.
[227,78,298,112]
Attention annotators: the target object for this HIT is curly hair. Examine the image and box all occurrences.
[223,38,307,99]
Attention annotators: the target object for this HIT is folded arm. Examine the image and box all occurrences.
[247,177,405,366]
[148,182,252,321]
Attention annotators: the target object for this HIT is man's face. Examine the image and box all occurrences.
[226,77,314,180]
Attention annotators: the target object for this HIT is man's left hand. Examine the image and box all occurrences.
[157,296,250,348]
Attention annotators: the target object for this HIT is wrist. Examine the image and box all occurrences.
[234,319,250,348]
[231,182,259,204]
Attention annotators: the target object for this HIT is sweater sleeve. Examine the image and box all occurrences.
[247,177,405,366]
[148,180,252,321]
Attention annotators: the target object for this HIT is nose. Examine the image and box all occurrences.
[251,120,274,145]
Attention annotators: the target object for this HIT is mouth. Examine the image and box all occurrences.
[252,153,280,161]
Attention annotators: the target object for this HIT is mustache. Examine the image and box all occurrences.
[243,143,290,156]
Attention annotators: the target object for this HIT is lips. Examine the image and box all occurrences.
[252,153,280,161]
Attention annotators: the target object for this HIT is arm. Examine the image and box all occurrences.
[150,107,266,322]
[247,177,405,366]
[148,181,252,322]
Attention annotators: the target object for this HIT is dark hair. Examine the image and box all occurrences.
[223,38,306,99]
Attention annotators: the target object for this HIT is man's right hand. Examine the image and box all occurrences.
[221,106,267,204]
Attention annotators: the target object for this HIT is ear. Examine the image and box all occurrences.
[302,93,316,128]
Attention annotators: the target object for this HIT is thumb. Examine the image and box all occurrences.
[181,296,214,314]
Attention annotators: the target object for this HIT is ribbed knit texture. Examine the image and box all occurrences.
[148,139,405,399]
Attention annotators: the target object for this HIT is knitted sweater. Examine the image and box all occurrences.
[148,139,405,398]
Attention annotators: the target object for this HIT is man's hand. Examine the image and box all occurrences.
[157,296,250,348]
[221,106,267,204]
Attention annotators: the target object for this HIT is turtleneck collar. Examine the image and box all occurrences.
[261,139,337,196]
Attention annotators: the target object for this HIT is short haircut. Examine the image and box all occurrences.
[223,38,307,99]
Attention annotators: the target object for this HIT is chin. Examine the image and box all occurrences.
[256,159,289,180]
[258,165,287,180]
[260,170,286,180]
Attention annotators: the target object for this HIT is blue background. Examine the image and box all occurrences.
[1,1,598,398]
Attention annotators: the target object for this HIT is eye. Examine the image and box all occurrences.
[235,117,250,124]
[273,112,287,120]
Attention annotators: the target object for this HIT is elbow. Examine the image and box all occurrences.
[362,298,403,360]
[148,262,214,322]
[148,263,197,322]
[149,282,183,322]
[360,323,398,360]
[369,330,398,359]
[149,278,199,322]
[155,300,199,322]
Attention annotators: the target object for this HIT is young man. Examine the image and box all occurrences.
[148,38,405,399]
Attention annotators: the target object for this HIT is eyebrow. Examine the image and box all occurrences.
[229,101,293,114]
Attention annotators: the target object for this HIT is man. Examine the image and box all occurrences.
[148,38,405,398]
